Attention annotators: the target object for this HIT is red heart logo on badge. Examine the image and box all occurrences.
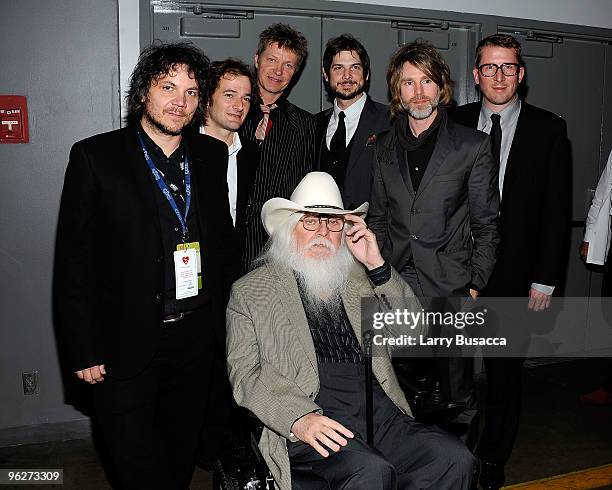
[182,256,189,265]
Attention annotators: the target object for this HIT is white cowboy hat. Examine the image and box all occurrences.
[261,172,369,236]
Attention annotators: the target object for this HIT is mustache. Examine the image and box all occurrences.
[304,237,337,252]
[410,96,431,103]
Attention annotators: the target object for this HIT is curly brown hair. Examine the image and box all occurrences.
[125,41,210,127]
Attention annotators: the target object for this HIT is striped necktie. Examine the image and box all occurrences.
[255,103,277,141]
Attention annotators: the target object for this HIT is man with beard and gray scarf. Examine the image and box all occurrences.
[368,42,499,446]
[226,171,476,490]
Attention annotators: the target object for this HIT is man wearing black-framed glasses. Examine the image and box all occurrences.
[450,34,571,490]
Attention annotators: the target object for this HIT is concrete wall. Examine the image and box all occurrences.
[0,0,119,429]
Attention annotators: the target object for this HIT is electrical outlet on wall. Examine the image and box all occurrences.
[22,371,39,395]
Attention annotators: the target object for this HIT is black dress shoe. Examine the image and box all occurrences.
[479,461,505,490]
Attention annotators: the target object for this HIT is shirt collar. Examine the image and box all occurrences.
[333,92,367,122]
[137,123,185,161]
[228,132,242,157]
[480,95,521,123]
[201,127,241,156]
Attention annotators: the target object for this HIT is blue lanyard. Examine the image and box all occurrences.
[137,132,191,239]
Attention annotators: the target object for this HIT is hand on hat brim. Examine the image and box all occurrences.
[344,214,384,270]
[262,198,369,236]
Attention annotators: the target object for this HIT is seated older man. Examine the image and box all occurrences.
[226,172,475,489]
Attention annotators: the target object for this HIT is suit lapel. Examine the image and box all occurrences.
[380,131,415,198]
[414,114,451,200]
[184,134,208,243]
[341,268,366,342]
[236,144,255,229]
[346,98,374,177]
[123,128,162,237]
[502,103,530,202]
[316,109,333,168]
[268,262,318,372]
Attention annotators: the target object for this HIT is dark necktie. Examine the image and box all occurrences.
[490,113,502,166]
[329,111,346,158]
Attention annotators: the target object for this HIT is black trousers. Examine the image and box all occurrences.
[288,363,475,489]
[477,356,525,465]
[94,307,216,490]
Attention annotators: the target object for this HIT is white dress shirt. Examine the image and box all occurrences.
[478,97,521,198]
[325,92,368,149]
[201,128,240,226]
[478,97,554,295]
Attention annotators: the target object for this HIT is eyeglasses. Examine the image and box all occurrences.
[300,214,346,232]
[477,63,521,77]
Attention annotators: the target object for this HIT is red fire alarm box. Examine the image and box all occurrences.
[0,95,29,144]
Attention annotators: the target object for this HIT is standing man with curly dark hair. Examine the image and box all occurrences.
[240,23,317,269]
[54,41,234,489]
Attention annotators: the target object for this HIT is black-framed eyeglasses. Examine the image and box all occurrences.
[477,63,521,77]
[300,214,346,232]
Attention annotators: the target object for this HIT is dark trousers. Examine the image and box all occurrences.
[477,356,524,465]
[288,363,475,489]
[94,308,216,490]
[398,270,479,445]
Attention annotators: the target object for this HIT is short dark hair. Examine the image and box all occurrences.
[475,34,523,67]
[322,34,370,92]
[207,59,255,103]
[257,23,308,69]
[125,41,210,127]
[387,42,454,119]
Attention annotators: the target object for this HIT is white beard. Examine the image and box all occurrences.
[284,236,357,306]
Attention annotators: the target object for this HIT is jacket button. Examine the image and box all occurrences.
[156,256,163,263]
[411,234,418,240]
[155,292,163,301]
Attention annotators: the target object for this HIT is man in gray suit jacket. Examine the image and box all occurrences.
[226,172,475,489]
[368,42,499,444]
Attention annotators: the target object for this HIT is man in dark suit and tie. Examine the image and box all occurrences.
[54,42,234,489]
[315,34,390,209]
[240,23,316,269]
[450,34,571,489]
[368,42,499,446]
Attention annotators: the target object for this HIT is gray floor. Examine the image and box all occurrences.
[0,358,611,489]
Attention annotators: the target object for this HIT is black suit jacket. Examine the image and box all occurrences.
[239,98,316,267]
[54,127,234,378]
[369,111,500,297]
[234,140,258,273]
[449,101,571,296]
[315,97,391,208]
